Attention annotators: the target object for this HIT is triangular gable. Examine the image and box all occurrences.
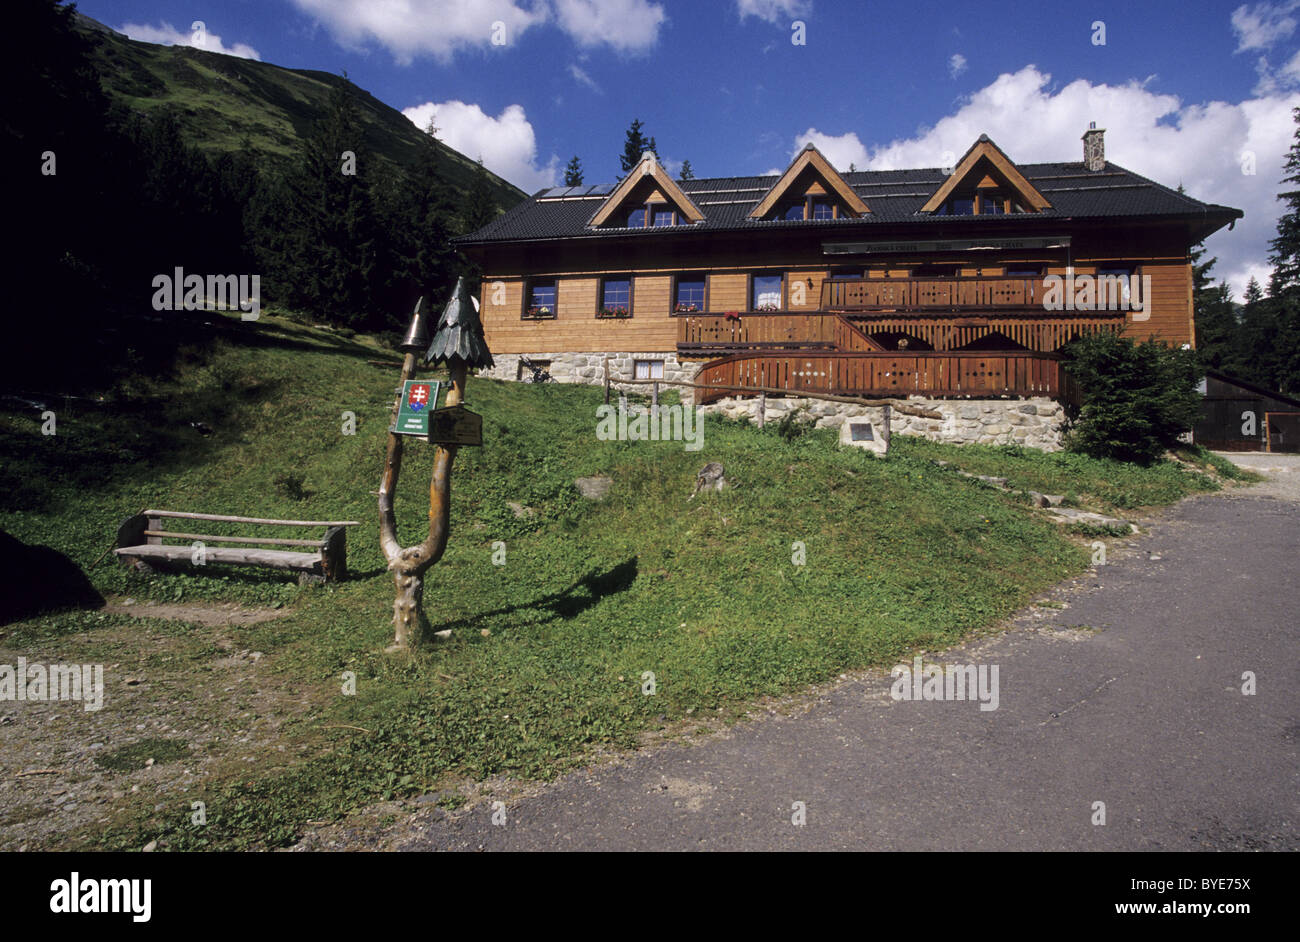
[749,144,869,219]
[920,135,1051,213]
[588,152,704,227]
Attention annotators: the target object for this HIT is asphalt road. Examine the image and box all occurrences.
[329,464,1300,851]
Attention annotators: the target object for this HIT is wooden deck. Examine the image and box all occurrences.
[694,350,1071,405]
[677,312,883,354]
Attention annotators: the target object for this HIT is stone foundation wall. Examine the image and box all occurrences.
[698,395,1066,450]
[478,352,1065,450]
[477,352,700,397]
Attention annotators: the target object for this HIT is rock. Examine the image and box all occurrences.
[575,476,612,500]
[1019,404,1039,415]
[142,840,157,853]
[506,501,536,519]
[690,463,728,498]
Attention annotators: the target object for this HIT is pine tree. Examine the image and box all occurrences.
[620,119,656,172]
[563,155,584,186]
[1268,107,1300,296]
[272,76,380,326]
[1190,241,1237,374]
[461,159,498,234]
[679,159,694,181]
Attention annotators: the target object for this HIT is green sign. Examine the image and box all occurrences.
[392,380,440,436]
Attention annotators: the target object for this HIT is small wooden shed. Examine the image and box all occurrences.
[1193,371,1300,452]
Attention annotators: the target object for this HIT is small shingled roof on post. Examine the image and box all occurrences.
[425,276,494,369]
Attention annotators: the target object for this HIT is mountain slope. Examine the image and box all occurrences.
[76,14,527,210]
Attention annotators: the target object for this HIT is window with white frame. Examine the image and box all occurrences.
[634,359,664,380]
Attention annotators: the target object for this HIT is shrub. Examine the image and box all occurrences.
[1062,333,1202,465]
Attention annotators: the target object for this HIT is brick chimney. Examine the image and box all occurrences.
[1082,122,1105,171]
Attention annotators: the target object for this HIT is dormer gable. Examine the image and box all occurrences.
[920,135,1051,215]
[588,151,705,229]
[749,144,869,220]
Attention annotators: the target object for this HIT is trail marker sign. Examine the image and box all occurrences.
[393,380,440,436]
[427,404,483,447]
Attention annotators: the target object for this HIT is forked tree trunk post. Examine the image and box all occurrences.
[377,280,492,651]
[378,360,464,649]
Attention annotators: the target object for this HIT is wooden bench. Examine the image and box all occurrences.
[114,510,360,584]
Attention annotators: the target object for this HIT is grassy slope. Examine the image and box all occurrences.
[81,17,528,207]
[0,314,1243,849]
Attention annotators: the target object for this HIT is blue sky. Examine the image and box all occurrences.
[80,0,1300,296]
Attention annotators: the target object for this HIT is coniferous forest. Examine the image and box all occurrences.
[3,0,519,388]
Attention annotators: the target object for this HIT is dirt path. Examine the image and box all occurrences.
[0,601,317,850]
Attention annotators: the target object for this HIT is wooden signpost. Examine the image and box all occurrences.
[378,279,493,650]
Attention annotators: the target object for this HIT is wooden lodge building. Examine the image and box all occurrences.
[455,127,1242,448]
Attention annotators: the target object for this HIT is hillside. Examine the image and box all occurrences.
[0,310,1248,850]
[76,13,527,210]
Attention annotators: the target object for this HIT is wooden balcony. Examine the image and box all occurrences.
[695,350,1071,405]
[677,312,883,355]
[821,275,1054,312]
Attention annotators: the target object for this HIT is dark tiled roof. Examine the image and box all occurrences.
[455,161,1242,245]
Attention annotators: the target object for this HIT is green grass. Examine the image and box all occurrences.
[897,438,1254,511]
[0,312,1242,850]
[82,16,526,207]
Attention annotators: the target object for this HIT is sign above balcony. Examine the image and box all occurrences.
[823,236,1072,255]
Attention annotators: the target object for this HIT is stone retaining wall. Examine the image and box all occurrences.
[477,353,1065,450]
[698,395,1066,450]
[477,352,698,395]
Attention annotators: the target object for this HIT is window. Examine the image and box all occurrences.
[781,202,805,221]
[752,273,783,311]
[829,268,863,280]
[811,200,835,220]
[650,204,675,227]
[979,191,1005,215]
[627,207,646,228]
[634,359,664,380]
[1097,266,1135,307]
[1005,264,1043,276]
[600,277,632,317]
[524,278,557,318]
[674,276,706,313]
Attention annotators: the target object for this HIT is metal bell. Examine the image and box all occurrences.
[399,296,431,351]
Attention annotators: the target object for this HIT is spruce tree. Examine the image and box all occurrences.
[679,159,694,181]
[275,76,379,326]
[461,159,499,234]
[620,119,656,172]
[1268,107,1300,296]
[563,155,584,186]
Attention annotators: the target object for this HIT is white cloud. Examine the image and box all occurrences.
[736,0,811,23]
[568,62,602,91]
[949,53,968,79]
[119,21,260,59]
[1231,1,1300,51]
[792,65,1300,300]
[554,0,666,52]
[289,0,546,64]
[288,0,663,63]
[403,100,559,192]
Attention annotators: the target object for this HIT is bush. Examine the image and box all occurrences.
[1062,333,1202,465]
